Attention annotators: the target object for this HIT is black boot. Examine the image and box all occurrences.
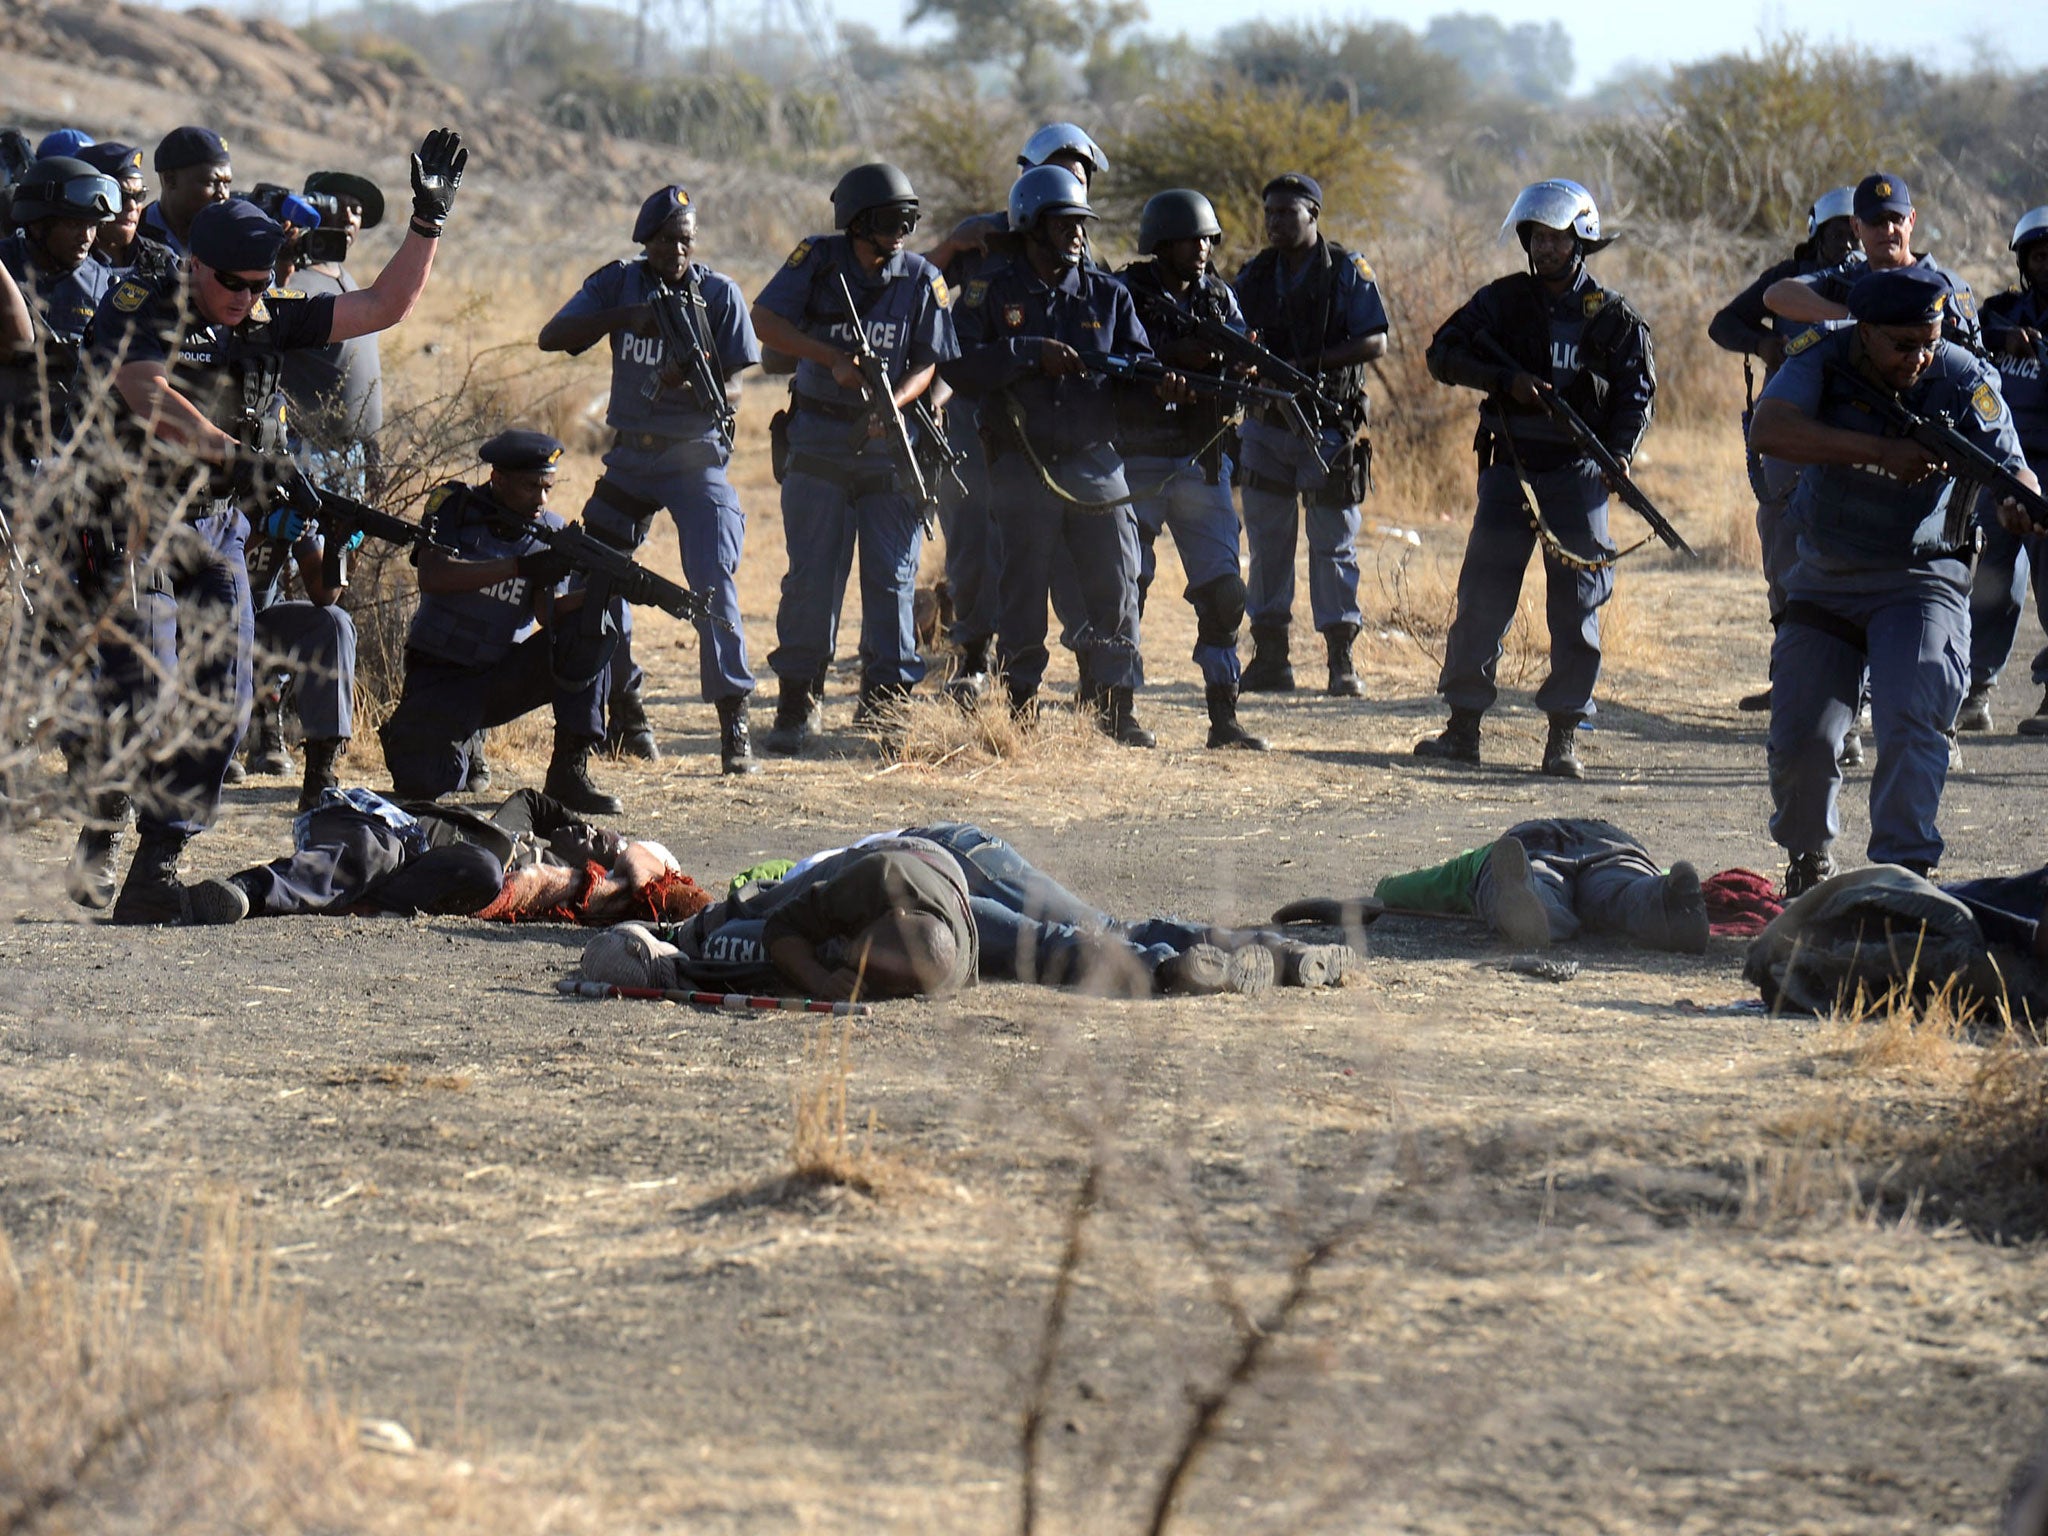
[1955,683,1994,733]
[543,733,623,815]
[946,638,992,704]
[606,687,661,761]
[464,734,493,793]
[716,695,760,776]
[1073,653,1103,715]
[1414,707,1482,763]
[763,677,820,756]
[1323,623,1363,698]
[1100,686,1155,748]
[110,829,248,926]
[1205,684,1268,750]
[1241,624,1295,693]
[245,697,293,776]
[1784,849,1836,899]
[297,739,344,812]
[1541,714,1586,779]
[66,789,131,911]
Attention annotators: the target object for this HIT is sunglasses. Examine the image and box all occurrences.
[207,267,275,294]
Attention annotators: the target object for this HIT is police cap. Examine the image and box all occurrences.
[633,184,691,243]
[1262,173,1323,212]
[188,198,285,273]
[36,128,94,159]
[1138,189,1223,255]
[1853,172,1912,222]
[304,170,385,229]
[78,141,144,183]
[1847,266,1950,325]
[480,431,565,473]
[830,162,917,231]
[9,157,121,225]
[155,126,230,174]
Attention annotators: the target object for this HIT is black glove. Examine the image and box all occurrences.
[409,127,467,234]
[516,547,575,586]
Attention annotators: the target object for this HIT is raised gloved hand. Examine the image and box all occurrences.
[517,547,575,587]
[409,127,467,235]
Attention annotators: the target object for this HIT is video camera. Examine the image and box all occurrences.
[243,182,350,265]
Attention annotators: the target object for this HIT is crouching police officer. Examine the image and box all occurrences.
[378,431,624,814]
[539,184,762,773]
[1116,189,1264,749]
[940,165,1179,745]
[749,162,957,752]
[1749,267,2037,893]
[73,130,465,924]
[1418,179,1655,779]
[1231,172,1388,697]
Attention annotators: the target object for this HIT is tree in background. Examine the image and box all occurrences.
[1218,20,1471,128]
[1422,13,1573,105]
[907,0,1146,113]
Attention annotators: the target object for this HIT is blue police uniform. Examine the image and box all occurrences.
[135,202,187,258]
[83,266,338,840]
[0,233,115,457]
[754,233,958,697]
[1965,287,2048,702]
[547,256,760,704]
[1114,257,1252,688]
[377,479,610,797]
[1425,266,1656,722]
[1791,252,1983,351]
[932,216,1011,662]
[1759,325,2028,871]
[940,253,1148,700]
[1231,237,1388,634]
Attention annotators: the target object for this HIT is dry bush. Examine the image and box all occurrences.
[887,86,1032,234]
[1818,973,1982,1082]
[789,1018,882,1195]
[883,689,1111,774]
[0,1200,590,1534]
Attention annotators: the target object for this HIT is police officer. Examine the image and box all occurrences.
[378,431,624,813]
[75,129,466,923]
[922,123,1110,698]
[539,184,762,773]
[1956,209,2048,736]
[1764,172,1981,352]
[137,126,233,257]
[242,520,357,809]
[1115,189,1264,750]
[1749,268,2037,894]
[750,162,957,752]
[0,155,118,457]
[1711,185,1860,709]
[941,165,1174,745]
[74,142,172,279]
[1231,172,1388,698]
[1417,180,1656,778]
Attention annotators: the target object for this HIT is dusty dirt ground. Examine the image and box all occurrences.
[7,404,2048,1533]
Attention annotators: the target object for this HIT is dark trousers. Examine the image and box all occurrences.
[254,598,356,739]
[379,631,608,798]
[235,805,503,916]
[988,470,1142,694]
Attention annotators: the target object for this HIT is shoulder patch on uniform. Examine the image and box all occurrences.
[425,483,459,517]
[1784,328,1823,357]
[962,278,988,309]
[1972,381,2003,424]
[1351,253,1375,283]
[109,279,149,313]
[1582,291,1606,318]
[247,297,270,325]
[268,287,304,300]
[930,274,951,309]
[785,239,813,270]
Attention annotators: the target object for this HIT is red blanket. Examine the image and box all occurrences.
[1703,868,1782,936]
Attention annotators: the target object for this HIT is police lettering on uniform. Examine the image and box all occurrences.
[1114,188,1266,750]
[940,164,1182,746]
[1231,171,1389,699]
[136,126,233,258]
[1418,179,1657,778]
[1956,208,2048,737]
[71,128,466,925]
[1748,267,2041,894]
[378,431,626,814]
[749,161,957,753]
[1711,184,1862,704]
[539,183,763,773]
[0,156,119,459]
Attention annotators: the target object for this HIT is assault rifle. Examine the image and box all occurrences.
[492,513,734,634]
[833,272,932,516]
[1473,332,1698,558]
[1183,317,1343,474]
[644,271,737,451]
[266,465,443,587]
[1080,351,1303,412]
[1824,358,2048,539]
[908,395,970,505]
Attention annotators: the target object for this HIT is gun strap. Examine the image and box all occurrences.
[1492,422,1650,573]
[993,391,1231,513]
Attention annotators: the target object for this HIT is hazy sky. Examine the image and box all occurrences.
[901,0,2048,94]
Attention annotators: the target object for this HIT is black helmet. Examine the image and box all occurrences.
[1008,165,1093,235]
[1138,190,1222,255]
[830,162,918,231]
[8,155,120,225]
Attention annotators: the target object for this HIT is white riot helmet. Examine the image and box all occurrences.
[1017,122,1109,179]
[1499,179,1609,254]
[2011,207,2048,255]
[1807,186,1856,239]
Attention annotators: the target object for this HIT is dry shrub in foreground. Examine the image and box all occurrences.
[1819,974,1982,1083]
[0,1201,594,1536]
[790,1018,883,1197]
[880,690,1120,776]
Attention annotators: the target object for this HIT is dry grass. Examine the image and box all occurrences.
[0,1200,593,1535]
[1817,973,1982,1083]
[788,1018,883,1197]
